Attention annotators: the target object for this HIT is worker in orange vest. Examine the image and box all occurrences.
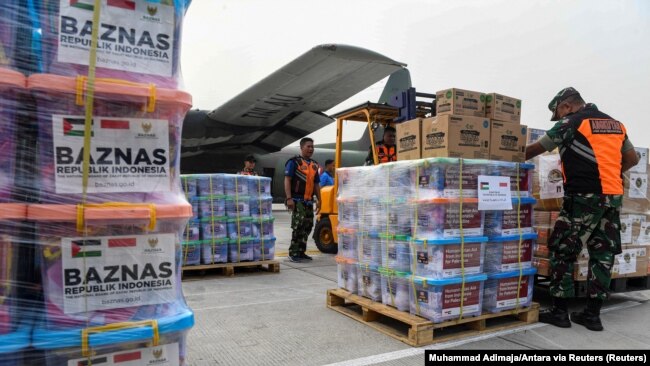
[365,126,396,165]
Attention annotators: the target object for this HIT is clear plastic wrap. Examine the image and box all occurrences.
[181,174,276,265]
[410,237,487,279]
[413,198,485,239]
[379,234,411,273]
[379,268,411,312]
[336,256,358,293]
[338,157,538,321]
[484,197,536,237]
[29,73,191,204]
[34,0,187,88]
[1,1,196,362]
[484,233,536,273]
[356,263,382,302]
[483,267,536,313]
[0,70,23,203]
[409,274,486,323]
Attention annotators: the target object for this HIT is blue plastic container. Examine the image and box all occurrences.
[485,233,536,273]
[258,237,276,261]
[409,273,487,323]
[182,241,201,266]
[483,268,536,313]
[196,174,224,196]
[198,195,226,218]
[227,218,253,240]
[252,217,274,239]
[484,197,536,237]
[357,233,381,267]
[225,196,251,218]
[379,234,411,272]
[32,311,194,366]
[228,238,256,262]
[180,175,198,198]
[250,196,272,218]
[200,216,228,241]
[357,263,381,301]
[224,174,249,196]
[410,236,487,278]
[0,321,31,366]
[201,238,229,264]
[182,220,200,242]
[248,176,272,197]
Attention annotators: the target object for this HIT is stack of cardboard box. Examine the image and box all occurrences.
[396,88,526,162]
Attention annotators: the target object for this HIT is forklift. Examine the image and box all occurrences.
[312,88,435,253]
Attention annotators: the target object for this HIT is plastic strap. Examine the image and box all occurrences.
[235,176,241,262]
[209,176,216,262]
[458,158,466,320]
[258,178,265,260]
[80,0,102,204]
[75,76,157,113]
[410,276,421,316]
[76,203,157,233]
[81,320,159,357]
[515,163,524,311]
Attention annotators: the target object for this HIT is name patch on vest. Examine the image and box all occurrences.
[590,119,623,134]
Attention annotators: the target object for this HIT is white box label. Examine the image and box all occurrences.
[478,175,512,211]
[58,0,176,77]
[628,173,648,199]
[61,233,176,314]
[53,115,170,194]
[68,342,179,366]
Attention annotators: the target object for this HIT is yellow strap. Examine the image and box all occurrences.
[75,76,157,113]
[458,158,466,320]
[515,163,524,311]
[258,178,265,260]
[235,176,241,262]
[81,320,159,357]
[76,203,157,233]
[80,0,102,205]
[410,276,421,316]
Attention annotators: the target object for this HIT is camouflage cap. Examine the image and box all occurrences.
[548,87,581,121]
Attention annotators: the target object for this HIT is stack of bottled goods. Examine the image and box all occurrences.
[336,158,537,323]
[181,174,276,265]
[0,1,195,364]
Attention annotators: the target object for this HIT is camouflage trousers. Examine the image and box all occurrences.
[549,194,623,300]
[289,201,314,256]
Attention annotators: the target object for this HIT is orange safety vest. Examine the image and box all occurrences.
[291,156,319,200]
[559,106,627,195]
[376,143,396,163]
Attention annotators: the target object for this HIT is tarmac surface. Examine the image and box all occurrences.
[182,206,650,365]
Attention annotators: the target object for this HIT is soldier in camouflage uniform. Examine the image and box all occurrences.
[285,138,321,262]
[526,87,639,331]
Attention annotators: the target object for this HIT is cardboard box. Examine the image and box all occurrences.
[620,216,633,245]
[421,115,490,159]
[630,147,648,174]
[534,211,552,227]
[396,118,422,161]
[527,128,547,145]
[534,243,549,258]
[576,246,648,280]
[536,228,552,245]
[436,88,486,117]
[489,120,527,162]
[486,93,521,123]
[533,257,550,276]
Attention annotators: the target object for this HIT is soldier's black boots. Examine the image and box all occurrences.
[539,297,571,328]
[571,298,604,331]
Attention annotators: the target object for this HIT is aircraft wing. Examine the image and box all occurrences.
[181,44,406,158]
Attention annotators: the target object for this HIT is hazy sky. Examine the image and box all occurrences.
[181,0,650,147]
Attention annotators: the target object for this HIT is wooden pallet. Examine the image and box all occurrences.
[182,260,280,277]
[326,288,539,347]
